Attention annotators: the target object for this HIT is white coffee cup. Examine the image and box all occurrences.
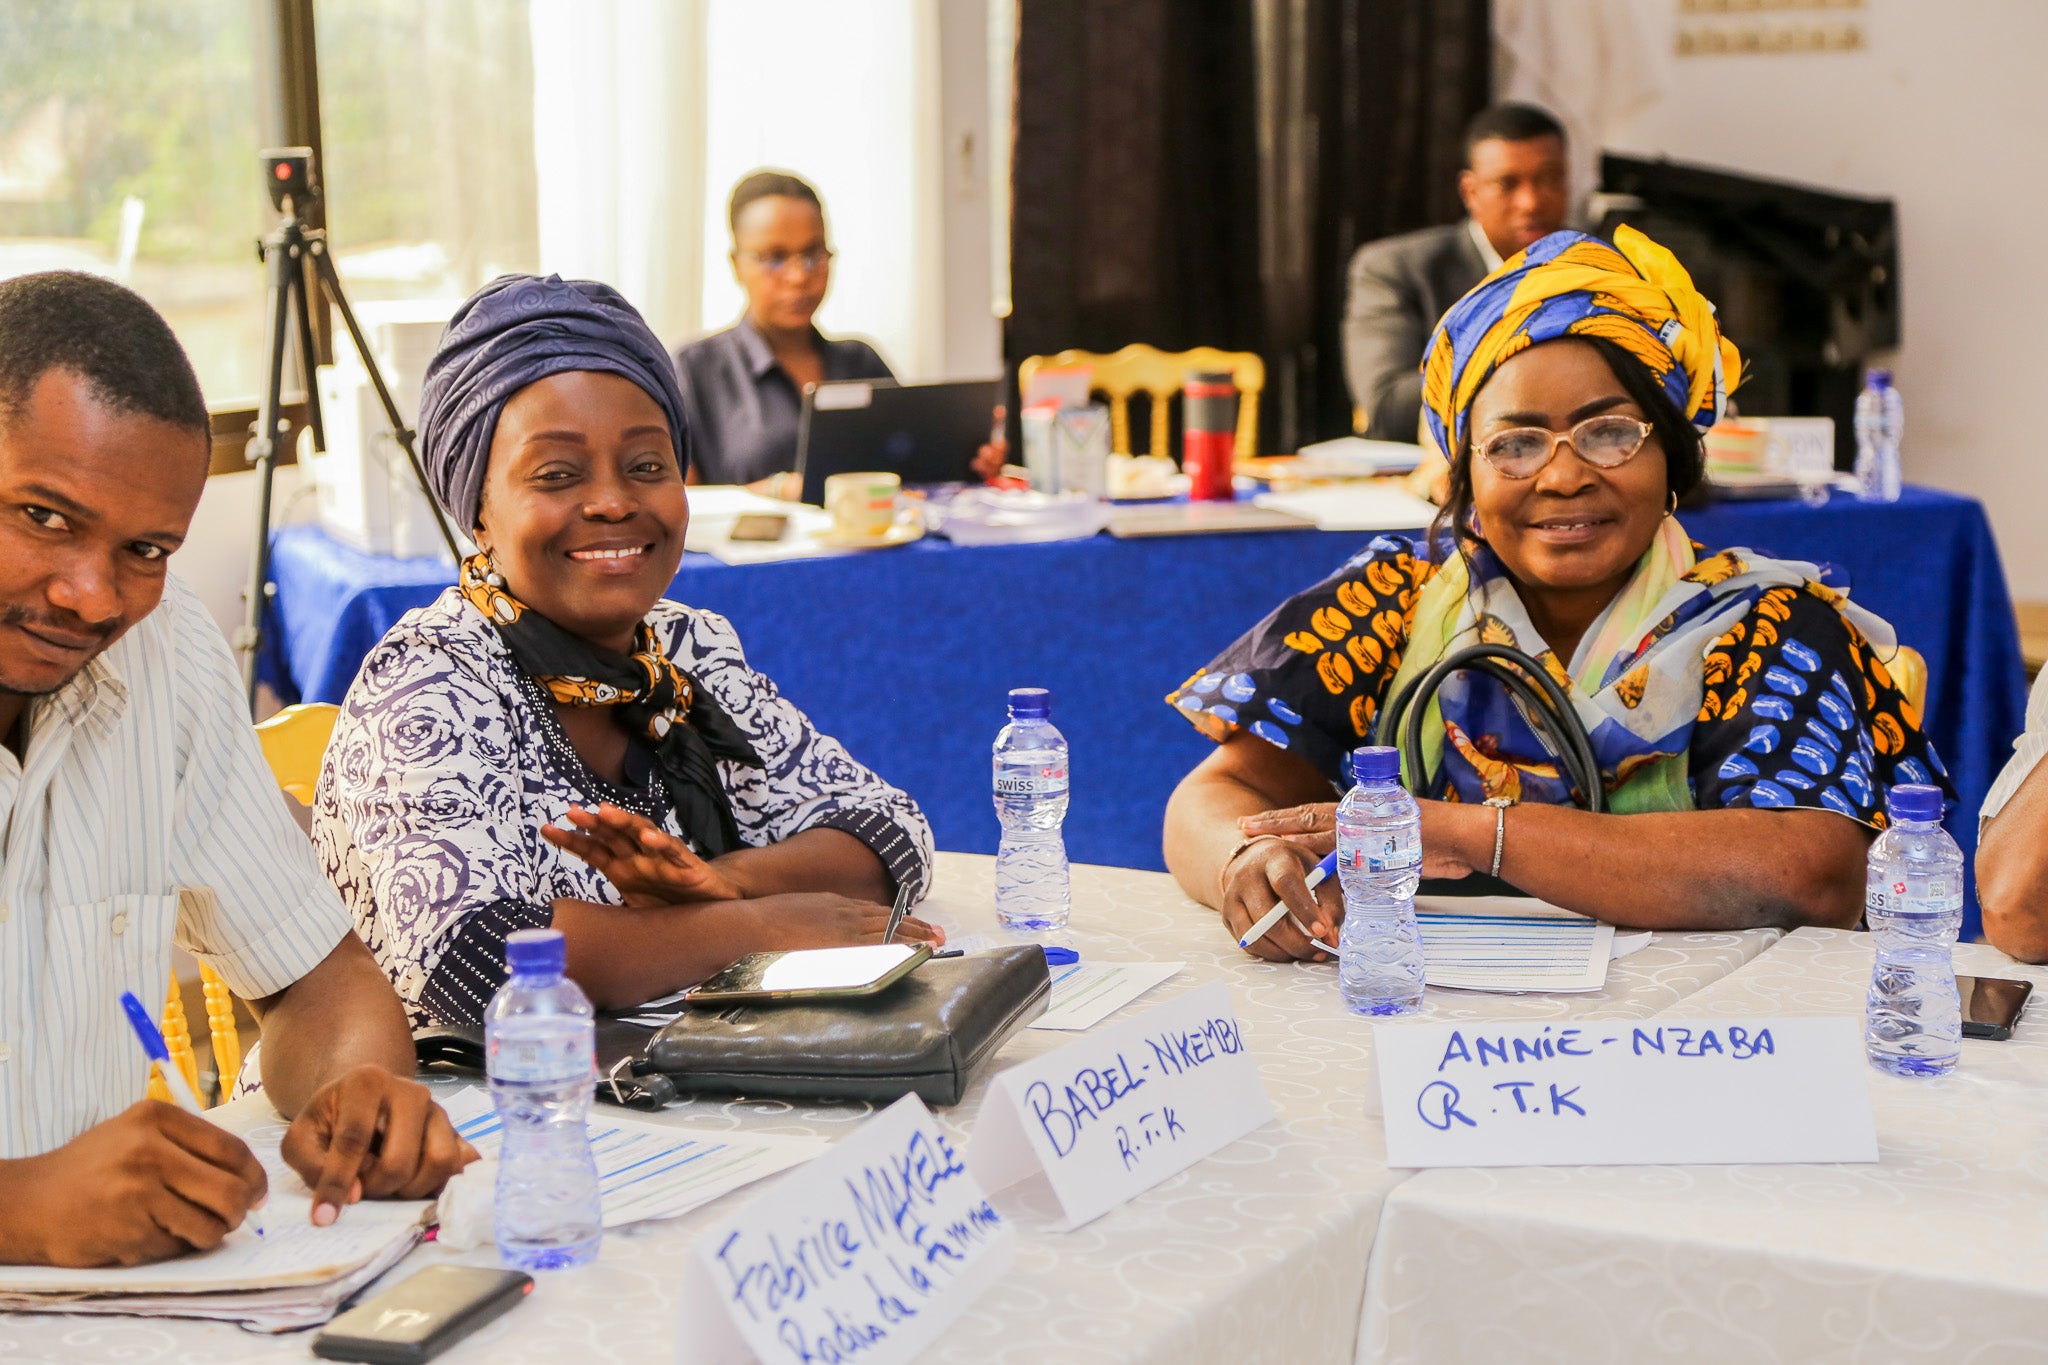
[824,471,902,539]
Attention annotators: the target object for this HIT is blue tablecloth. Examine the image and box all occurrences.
[264,486,2028,936]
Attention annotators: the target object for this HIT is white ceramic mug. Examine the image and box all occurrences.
[823,471,902,539]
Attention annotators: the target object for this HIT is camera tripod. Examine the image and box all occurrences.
[235,147,461,709]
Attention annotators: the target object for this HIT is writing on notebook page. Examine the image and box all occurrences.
[0,1119,427,1295]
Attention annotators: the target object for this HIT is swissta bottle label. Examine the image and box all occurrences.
[994,762,1070,796]
[1866,875,1959,915]
[488,1027,595,1085]
[1341,827,1421,873]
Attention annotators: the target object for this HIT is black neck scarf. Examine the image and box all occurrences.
[459,555,764,856]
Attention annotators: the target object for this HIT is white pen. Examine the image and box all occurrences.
[1237,852,1341,954]
[121,990,267,1238]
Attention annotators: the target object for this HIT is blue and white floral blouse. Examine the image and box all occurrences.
[312,589,933,1028]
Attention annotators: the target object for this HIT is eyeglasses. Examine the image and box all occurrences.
[1475,414,1654,479]
[739,247,833,277]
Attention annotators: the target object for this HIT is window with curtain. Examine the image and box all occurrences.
[313,0,540,314]
[0,1,269,403]
[694,0,945,378]
[0,1,963,408]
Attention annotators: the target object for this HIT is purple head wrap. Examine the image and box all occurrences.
[415,274,689,530]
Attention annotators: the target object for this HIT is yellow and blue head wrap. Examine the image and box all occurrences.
[1420,225,1742,458]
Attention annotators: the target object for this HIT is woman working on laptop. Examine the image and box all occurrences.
[672,169,1002,497]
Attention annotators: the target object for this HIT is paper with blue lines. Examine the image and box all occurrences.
[441,1087,825,1228]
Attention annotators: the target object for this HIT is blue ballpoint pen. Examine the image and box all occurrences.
[120,991,266,1238]
[1237,850,1341,953]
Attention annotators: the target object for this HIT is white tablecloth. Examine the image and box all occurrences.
[1358,928,2048,1365]
[0,854,1778,1365]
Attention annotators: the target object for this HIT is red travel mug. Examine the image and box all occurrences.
[1183,371,1237,501]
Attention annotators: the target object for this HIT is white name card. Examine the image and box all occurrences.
[1375,1016,1878,1169]
[676,1095,1015,1365]
[969,980,1275,1228]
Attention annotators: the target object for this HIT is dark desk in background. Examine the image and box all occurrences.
[263,486,2027,936]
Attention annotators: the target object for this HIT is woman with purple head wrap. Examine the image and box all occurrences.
[312,274,942,1026]
[416,274,694,534]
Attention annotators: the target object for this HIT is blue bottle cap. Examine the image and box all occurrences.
[1865,367,1893,389]
[1885,783,1942,823]
[1008,687,1051,719]
[1043,946,1079,966]
[506,928,566,975]
[1351,745,1400,783]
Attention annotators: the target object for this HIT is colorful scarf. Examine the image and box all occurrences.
[1420,225,1743,459]
[1385,520,1896,812]
[459,555,763,855]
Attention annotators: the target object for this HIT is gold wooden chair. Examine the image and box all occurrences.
[1019,344,1265,465]
[1891,645,1929,717]
[149,703,340,1106]
[256,701,343,806]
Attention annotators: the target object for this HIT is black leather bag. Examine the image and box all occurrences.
[414,945,1050,1110]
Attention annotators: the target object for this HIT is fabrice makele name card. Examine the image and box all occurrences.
[969,980,1275,1228]
[1375,1016,1879,1168]
[676,1095,1015,1365]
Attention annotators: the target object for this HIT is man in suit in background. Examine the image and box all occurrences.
[1344,103,1570,443]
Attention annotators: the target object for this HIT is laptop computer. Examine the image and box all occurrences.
[795,377,1001,507]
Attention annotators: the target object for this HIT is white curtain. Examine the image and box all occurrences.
[696,0,946,379]
[528,0,708,347]
[1493,0,1668,219]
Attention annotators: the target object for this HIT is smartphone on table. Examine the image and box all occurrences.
[1957,974,2033,1040]
[312,1265,533,1364]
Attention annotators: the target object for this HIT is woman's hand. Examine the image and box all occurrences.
[1236,801,1338,856]
[747,893,946,950]
[542,803,746,908]
[971,404,1008,481]
[1217,836,1340,963]
[1238,797,1484,879]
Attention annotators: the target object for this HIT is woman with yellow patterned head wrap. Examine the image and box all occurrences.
[1164,226,1949,961]
[1420,225,1740,461]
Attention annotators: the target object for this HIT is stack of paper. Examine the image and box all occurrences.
[681,485,839,565]
[440,1087,825,1228]
[0,1125,429,1332]
[1416,895,1616,993]
[1251,482,1437,532]
[1031,961,1184,1030]
[1291,435,1428,476]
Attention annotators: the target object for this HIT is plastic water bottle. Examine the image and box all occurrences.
[485,929,601,1269]
[1863,784,1963,1077]
[993,686,1071,931]
[1853,367,1903,503]
[1336,746,1425,1016]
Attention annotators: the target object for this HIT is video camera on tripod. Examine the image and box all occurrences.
[235,145,459,709]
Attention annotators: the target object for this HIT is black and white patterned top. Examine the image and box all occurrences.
[311,588,933,1028]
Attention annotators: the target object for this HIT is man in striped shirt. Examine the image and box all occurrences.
[0,272,472,1267]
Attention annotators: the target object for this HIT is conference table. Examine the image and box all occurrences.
[262,484,2027,937]
[1359,930,2048,1364]
[7,859,2041,1363]
[0,854,1790,1364]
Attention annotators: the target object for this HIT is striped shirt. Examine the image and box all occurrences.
[1981,667,2048,830]
[0,575,350,1159]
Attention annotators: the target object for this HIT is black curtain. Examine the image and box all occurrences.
[1007,1,1263,367]
[1008,0,1491,452]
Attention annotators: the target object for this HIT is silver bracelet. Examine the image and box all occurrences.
[1484,797,1512,878]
